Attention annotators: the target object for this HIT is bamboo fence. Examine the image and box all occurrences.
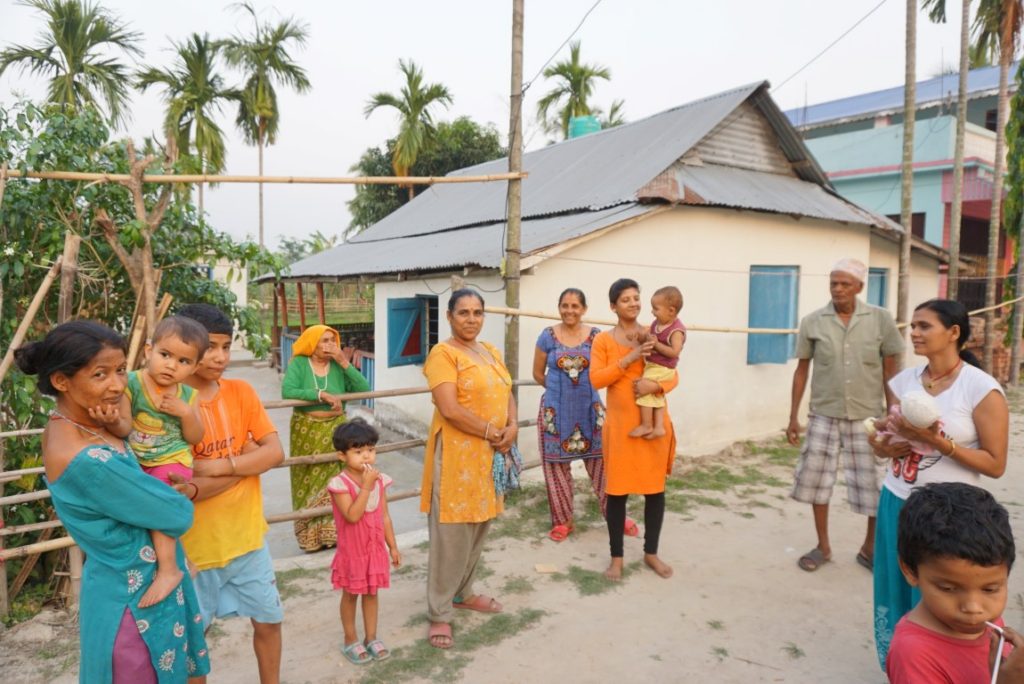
[2,169,527,186]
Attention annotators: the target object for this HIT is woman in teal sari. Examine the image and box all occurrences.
[282,324,370,551]
[16,321,210,683]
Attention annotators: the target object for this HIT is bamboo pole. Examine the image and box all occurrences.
[56,235,81,323]
[155,292,173,324]
[3,169,528,186]
[125,316,146,370]
[0,519,62,536]
[9,517,54,600]
[0,429,43,439]
[0,439,7,621]
[279,283,290,329]
[0,256,63,386]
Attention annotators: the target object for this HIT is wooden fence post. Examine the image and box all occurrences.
[316,283,326,324]
[0,439,8,623]
[57,234,84,613]
[296,282,307,329]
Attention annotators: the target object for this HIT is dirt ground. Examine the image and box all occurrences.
[4,406,1024,684]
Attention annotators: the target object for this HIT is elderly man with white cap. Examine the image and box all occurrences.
[786,257,904,573]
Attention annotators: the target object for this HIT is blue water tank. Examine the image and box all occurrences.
[568,115,601,139]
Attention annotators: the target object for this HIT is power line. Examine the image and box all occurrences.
[774,0,890,93]
[524,0,602,94]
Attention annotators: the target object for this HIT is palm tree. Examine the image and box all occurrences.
[596,99,626,129]
[897,0,917,331]
[0,0,141,127]
[137,34,238,215]
[221,1,311,247]
[364,59,453,200]
[923,0,972,301]
[536,41,610,139]
[972,0,1023,372]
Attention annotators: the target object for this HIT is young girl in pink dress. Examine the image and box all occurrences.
[327,418,401,665]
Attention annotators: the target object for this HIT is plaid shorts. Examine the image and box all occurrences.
[790,414,881,515]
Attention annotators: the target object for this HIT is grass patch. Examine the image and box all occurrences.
[275,566,323,601]
[205,621,227,642]
[711,646,729,661]
[392,562,426,579]
[501,575,534,595]
[551,561,642,596]
[37,636,78,681]
[490,483,551,541]
[669,464,787,493]
[414,540,430,552]
[751,439,801,468]
[665,492,726,515]
[781,641,805,659]
[360,608,545,683]
[706,619,725,631]
[736,511,755,519]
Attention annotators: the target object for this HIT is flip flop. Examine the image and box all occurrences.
[342,641,372,665]
[624,517,639,537]
[364,639,390,661]
[798,548,830,572]
[453,594,503,613]
[549,524,573,542]
[856,551,874,572]
[428,621,453,649]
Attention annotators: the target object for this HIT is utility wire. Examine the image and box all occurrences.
[774,0,890,93]
[522,0,605,94]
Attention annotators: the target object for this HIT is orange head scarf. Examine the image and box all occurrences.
[291,324,340,357]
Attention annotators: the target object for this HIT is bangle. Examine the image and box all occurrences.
[484,422,493,440]
[944,437,957,457]
[317,389,325,402]
[188,482,199,501]
[228,456,237,475]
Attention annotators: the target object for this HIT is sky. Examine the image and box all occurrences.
[0,0,974,249]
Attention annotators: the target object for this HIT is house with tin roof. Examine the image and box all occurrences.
[269,81,948,454]
[785,64,1019,311]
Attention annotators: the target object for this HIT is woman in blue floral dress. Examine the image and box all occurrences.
[532,288,634,542]
[16,321,210,683]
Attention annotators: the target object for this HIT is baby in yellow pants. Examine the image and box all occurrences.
[629,286,686,439]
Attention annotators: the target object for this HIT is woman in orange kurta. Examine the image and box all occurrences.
[590,278,677,581]
[420,288,518,649]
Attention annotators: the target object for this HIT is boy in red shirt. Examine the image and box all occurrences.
[887,482,1018,683]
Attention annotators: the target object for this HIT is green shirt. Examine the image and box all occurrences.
[795,299,904,420]
[125,370,197,465]
[281,354,371,412]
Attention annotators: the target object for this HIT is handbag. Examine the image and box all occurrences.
[492,444,523,496]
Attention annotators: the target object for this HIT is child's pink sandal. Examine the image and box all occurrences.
[364,639,390,661]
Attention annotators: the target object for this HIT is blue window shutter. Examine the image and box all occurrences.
[387,298,426,367]
[747,266,799,364]
[867,268,888,308]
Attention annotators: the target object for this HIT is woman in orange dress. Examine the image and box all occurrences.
[590,278,677,581]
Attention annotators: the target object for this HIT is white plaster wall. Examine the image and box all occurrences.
[371,274,507,435]
[868,235,944,367]
[519,206,940,455]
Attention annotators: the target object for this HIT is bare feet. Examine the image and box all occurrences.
[644,554,673,578]
[604,557,624,581]
[628,425,653,438]
[642,427,666,440]
[138,566,184,608]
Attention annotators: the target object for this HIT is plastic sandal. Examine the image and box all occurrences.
[364,639,390,661]
[342,641,372,665]
[548,524,573,542]
[624,517,639,537]
[428,621,453,649]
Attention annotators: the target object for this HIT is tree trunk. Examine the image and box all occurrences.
[897,0,916,334]
[258,120,265,248]
[983,53,1011,373]
[198,158,205,218]
[946,0,971,301]
[1011,212,1024,384]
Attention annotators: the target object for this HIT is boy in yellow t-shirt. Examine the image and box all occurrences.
[176,304,285,682]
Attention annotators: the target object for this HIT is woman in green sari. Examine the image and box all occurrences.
[282,325,370,552]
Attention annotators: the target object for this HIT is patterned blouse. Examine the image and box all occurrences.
[536,326,604,462]
[46,443,210,682]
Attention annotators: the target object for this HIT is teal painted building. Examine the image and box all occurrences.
[785,65,1016,308]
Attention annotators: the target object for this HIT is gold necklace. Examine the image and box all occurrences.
[924,360,962,390]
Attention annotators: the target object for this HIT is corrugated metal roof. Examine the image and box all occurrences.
[350,82,763,243]
[784,63,1017,129]
[265,81,904,283]
[673,163,895,228]
[274,205,652,281]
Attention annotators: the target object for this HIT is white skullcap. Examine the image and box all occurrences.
[831,258,867,283]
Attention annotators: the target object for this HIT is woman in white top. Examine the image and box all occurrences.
[869,298,1009,669]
